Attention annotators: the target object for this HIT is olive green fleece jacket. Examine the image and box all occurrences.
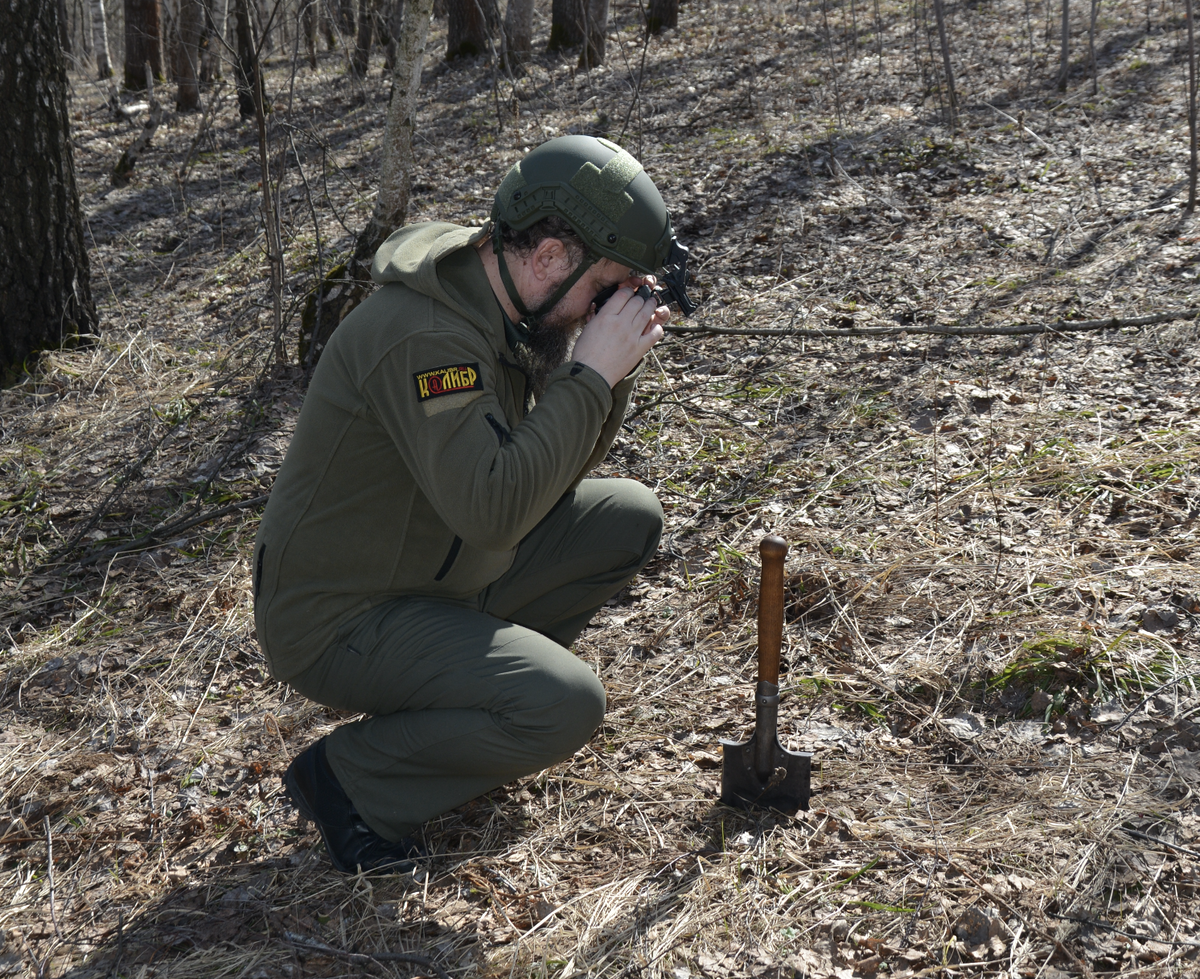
[253,223,640,681]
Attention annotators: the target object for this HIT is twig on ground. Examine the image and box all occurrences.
[43,817,60,939]
[666,307,1200,338]
[1118,825,1200,860]
[77,494,269,567]
[1046,912,1200,949]
[282,932,453,979]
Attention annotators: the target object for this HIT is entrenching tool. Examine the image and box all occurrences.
[720,535,812,813]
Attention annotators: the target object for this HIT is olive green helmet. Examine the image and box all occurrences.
[490,135,695,326]
[492,135,675,273]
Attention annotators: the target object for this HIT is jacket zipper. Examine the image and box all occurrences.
[433,535,462,581]
[485,412,512,444]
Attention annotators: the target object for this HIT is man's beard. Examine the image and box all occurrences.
[513,297,585,401]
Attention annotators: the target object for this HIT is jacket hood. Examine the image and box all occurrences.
[371,222,494,332]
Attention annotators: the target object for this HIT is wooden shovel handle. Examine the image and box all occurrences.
[757,535,788,685]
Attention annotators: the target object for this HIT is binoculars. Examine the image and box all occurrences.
[592,239,698,317]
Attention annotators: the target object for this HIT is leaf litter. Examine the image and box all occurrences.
[2,0,1200,976]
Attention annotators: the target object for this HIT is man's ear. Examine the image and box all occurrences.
[531,237,570,281]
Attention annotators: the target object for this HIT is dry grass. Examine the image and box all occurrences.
[3,0,1200,976]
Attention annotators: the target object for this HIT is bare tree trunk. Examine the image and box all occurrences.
[351,0,375,73]
[1088,0,1098,94]
[1188,0,1198,212]
[58,0,72,52]
[321,0,338,47]
[447,0,491,58]
[338,0,355,33]
[0,0,98,379]
[91,0,114,77]
[81,0,95,55]
[548,0,582,50]
[200,0,228,81]
[177,0,203,109]
[234,0,257,117]
[931,0,957,128]
[125,0,165,89]
[255,0,273,54]
[302,0,319,66]
[646,0,677,34]
[1057,0,1069,90]
[382,0,404,68]
[503,0,533,64]
[578,0,606,66]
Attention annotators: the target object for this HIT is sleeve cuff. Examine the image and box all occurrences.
[547,360,614,409]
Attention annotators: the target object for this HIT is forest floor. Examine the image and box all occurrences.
[3,0,1200,976]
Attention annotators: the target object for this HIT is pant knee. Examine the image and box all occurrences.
[510,659,606,759]
[606,479,664,564]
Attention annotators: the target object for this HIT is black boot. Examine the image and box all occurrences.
[283,738,426,876]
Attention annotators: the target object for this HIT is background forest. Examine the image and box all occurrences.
[2,0,1200,977]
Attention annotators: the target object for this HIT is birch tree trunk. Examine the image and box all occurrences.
[300,0,433,365]
[358,0,434,258]
[299,0,434,365]
[0,0,98,379]
[91,0,114,78]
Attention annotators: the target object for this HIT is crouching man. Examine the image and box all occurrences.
[252,136,688,873]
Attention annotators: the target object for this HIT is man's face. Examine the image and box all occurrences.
[516,255,633,399]
[535,256,633,334]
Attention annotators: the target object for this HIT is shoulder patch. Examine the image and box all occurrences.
[413,363,483,401]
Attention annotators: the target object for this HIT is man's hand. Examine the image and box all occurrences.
[571,275,670,387]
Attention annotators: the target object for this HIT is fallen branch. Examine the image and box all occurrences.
[78,494,268,567]
[666,307,1200,339]
[111,63,163,187]
[283,932,452,979]
[1046,912,1200,949]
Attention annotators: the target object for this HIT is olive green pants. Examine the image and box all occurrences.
[287,478,663,842]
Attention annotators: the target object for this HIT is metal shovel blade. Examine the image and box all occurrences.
[720,733,811,814]
[717,536,812,814]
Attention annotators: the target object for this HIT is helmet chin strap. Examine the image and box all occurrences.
[492,223,598,336]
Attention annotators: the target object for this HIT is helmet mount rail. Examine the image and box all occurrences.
[660,239,698,317]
